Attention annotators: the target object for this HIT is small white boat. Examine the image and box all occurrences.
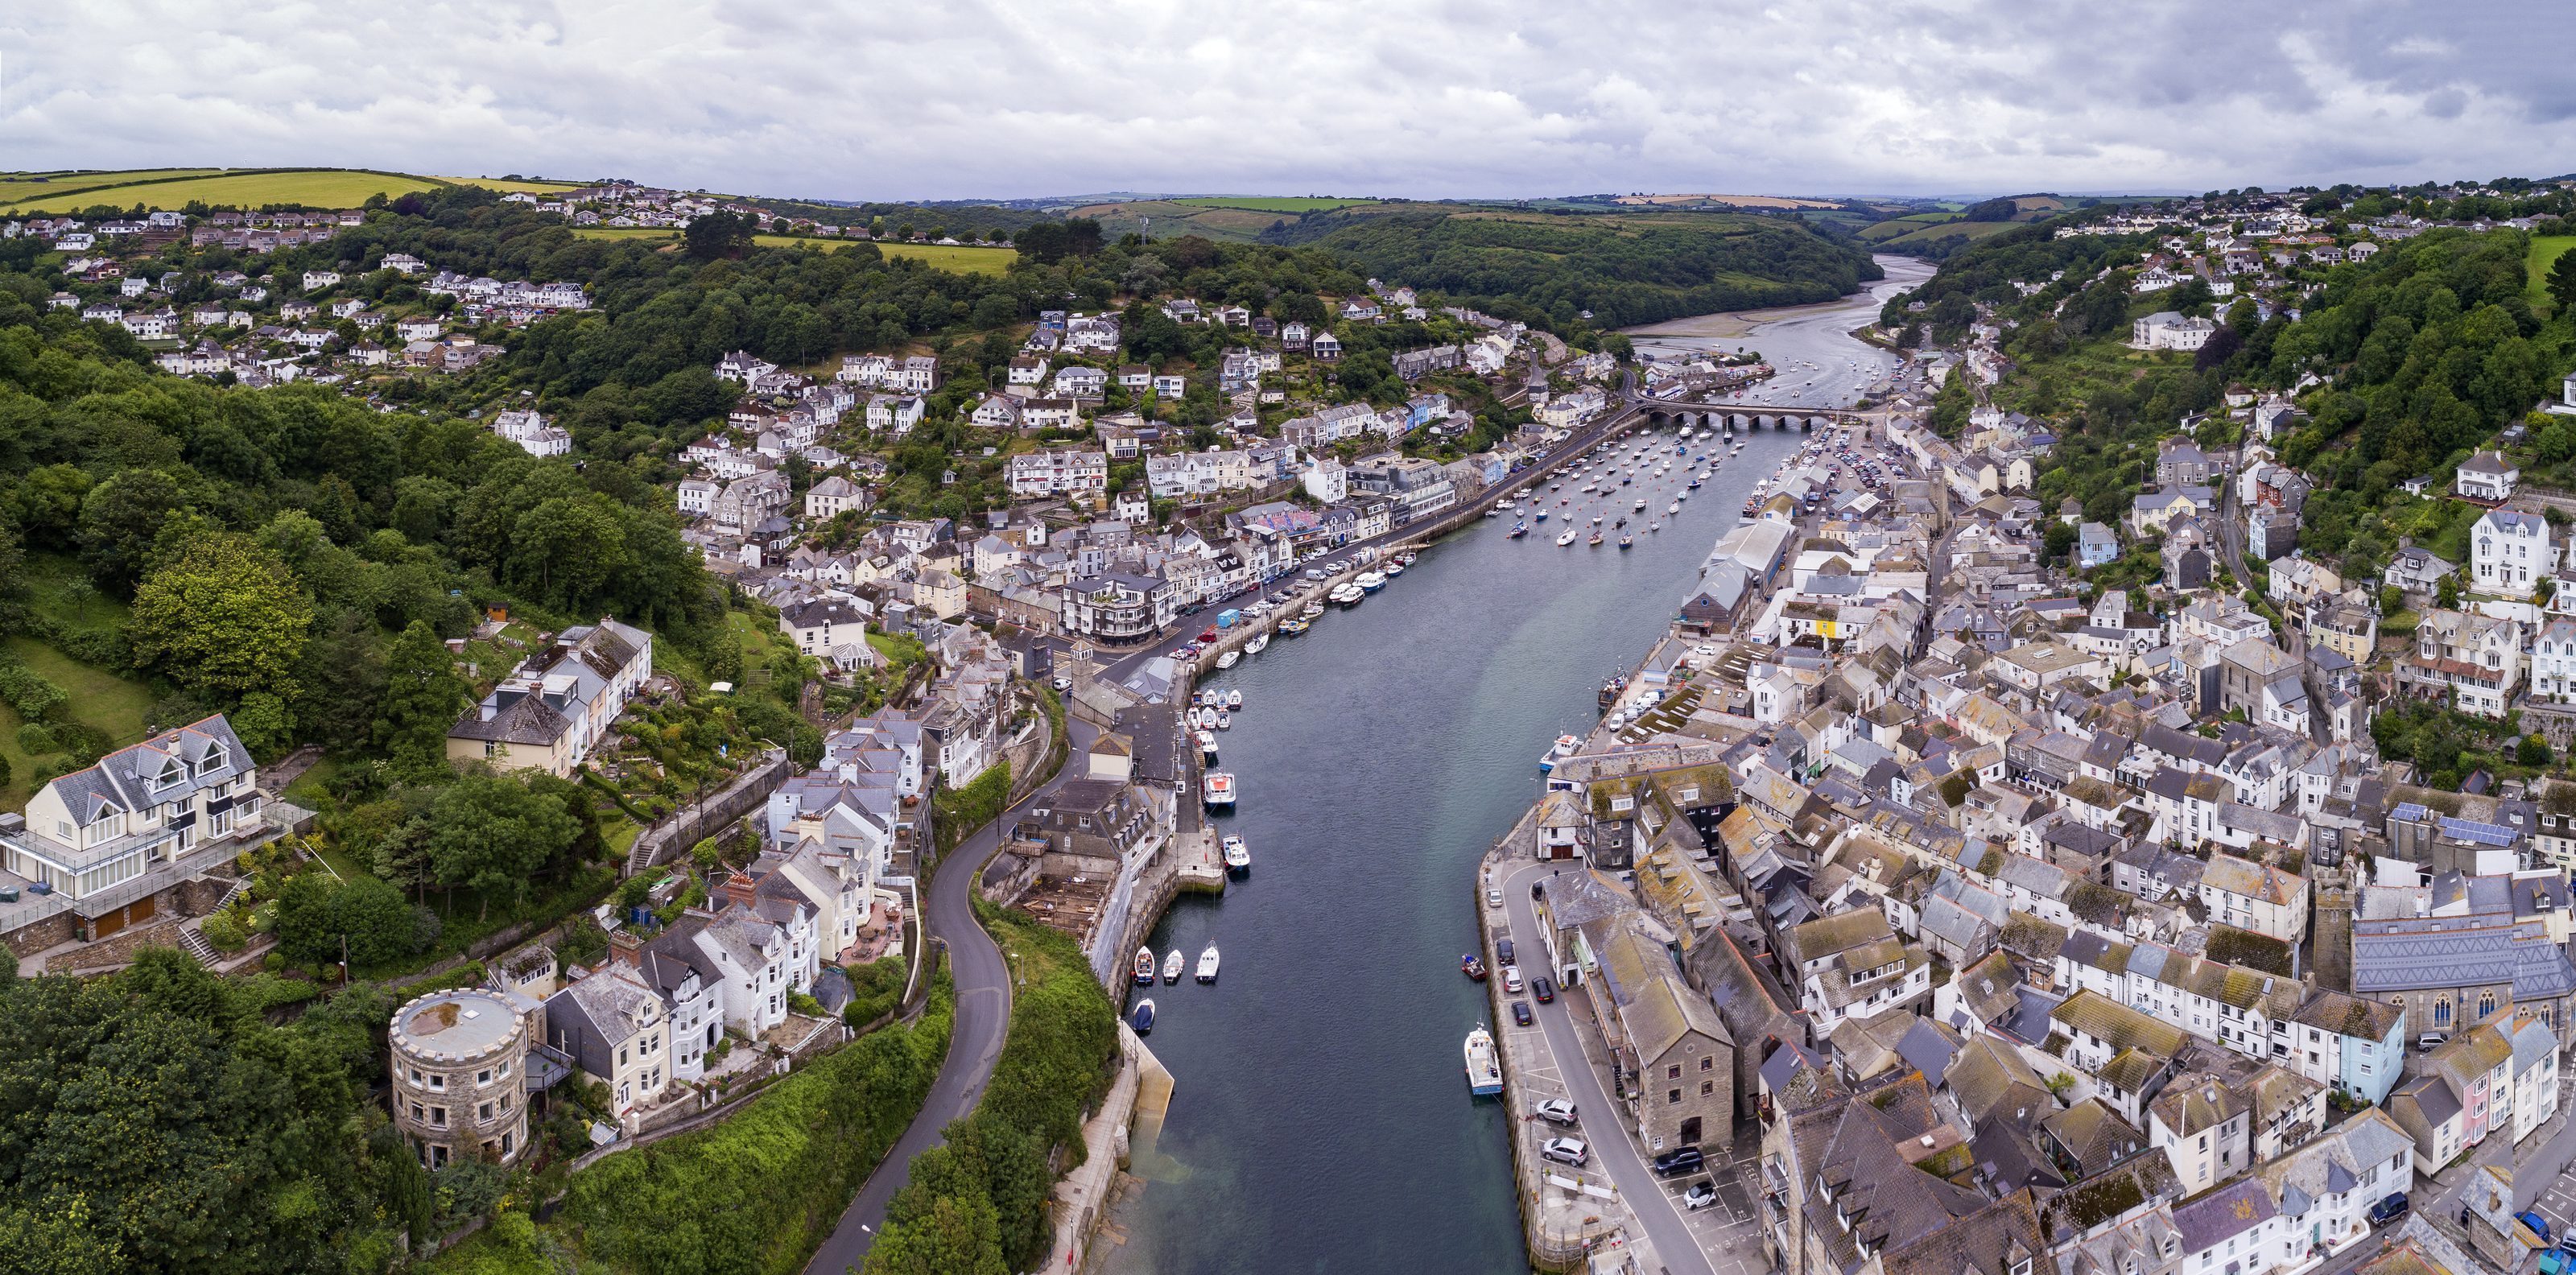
[1244,633,1269,655]
[1465,1026,1503,1096]
[1197,728,1218,757]
[1216,650,1241,670]
[1133,947,1158,985]
[1195,943,1221,983]
[1668,501,1682,514]
[1163,947,1186,984]
[1384,563,1404,577]
[1223,834,1250,873]
[1226,689,1243,711]
[1556,530,1577,547]
[1216,709,1232,730]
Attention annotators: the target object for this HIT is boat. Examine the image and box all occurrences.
[1203,771,1236,811]
[1465,1026,1504,1096]
[1507,521,1530,538]
[1634,497,1649,511]
[1590,514,1604,526]
[1301,602,1324,619]
[1356,570,1387,592]
[1402,553,1417,565]
[1131,997,1156,1033]
[1163,948,1186,984]
[1384,563,1404,577]
[1134,947,1158,985]
[1215,650,1241,670]
[1462,953,1488,981]
[1587,531,1604,546]
[1649,521,1662,532]
[1687,477,1702,489]
[1668,501,1682,515]
[1618,534,1633,549]
[1227,689,1243,710]
[1496,499,1517,512]
[1676,489,1689,501]
[1217,709,1232,730]
[1223,834,1250,874]
[1538,732,1580,771]
[1330,583,1365,606]
[1556,530,1577,547]
[1197,728,1218,758]
[1195,943,1221,983]
[1244,632,1269,655]
[1482,505,1501,518]
[1534,510,1549,522]
[1278,617,1311,636]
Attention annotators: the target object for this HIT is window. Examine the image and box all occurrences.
[1668,1064,1681,1079]
[1701,1056,1714,1072]
[429,1106,447,1128]
[426,1072,446,1092]
[477,1069,492,1085]
[479,1101,493,1121]
[1670,1088,1682,1104]
[2478,991,2496,1019]
[1703,1080,1715,1096]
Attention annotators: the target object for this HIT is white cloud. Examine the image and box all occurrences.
[0,0,2562,200]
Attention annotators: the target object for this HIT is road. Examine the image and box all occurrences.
[1498,856,1719,1275]
[804,716,1098,1275]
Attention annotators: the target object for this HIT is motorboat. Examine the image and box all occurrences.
[1539,732,1581,771]
[1508,521,1530,538]
[1356,570,1387,592]
[1587,531,1604,547]
[1203,771,1236,811]
[1278,617,1311,636]
[1384,563,1404,577]
[1462,953,1488,981]
[1223,835,1250,874]
[1134,947,1158,985]
[1649,521,1662,532]
[1401,552,1417,565]
[1227,689,1243,710]
[1634,497,1648,511]
[1556,530,1577,547]
[1534,510,1549,522]
[1131,998,1156,1033]
[1163,948,1186,984]
[1301,602,1324,619]
[1496,499,1517,512]
[1465,1026,1503,1096]
[1215,650,1241,670]
[1668,501,1682,514]
[1197,728,1218,758]
[1216,709,1232,730]
[1195,943,1221,983]
[1244,633,1269,655]
[1618,534,1633,549]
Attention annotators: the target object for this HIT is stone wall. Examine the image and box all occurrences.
[56,918,186,975]
[626,749,792,873]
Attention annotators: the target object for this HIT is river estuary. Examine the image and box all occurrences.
[1101,258,1925,1274]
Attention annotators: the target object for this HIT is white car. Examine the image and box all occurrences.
[1501,964,1525,993]
[1694,644,1718,658]
[1485,888,1503,909]
[1534,1098,1579,1126]
[1051,676,1071,691]
[1541,1137,1588,1167]
[1682,1182,1718,1211]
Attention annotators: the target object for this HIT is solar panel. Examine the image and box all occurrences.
[2438,816,2518,848]
[2391,802,2430,823]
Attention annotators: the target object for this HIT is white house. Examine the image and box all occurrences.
[2470,507,2552,600]
[2456,450,2520,504]
[2131,311,2216,351]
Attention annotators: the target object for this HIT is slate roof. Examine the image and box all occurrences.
[2170,1178,2277,1252]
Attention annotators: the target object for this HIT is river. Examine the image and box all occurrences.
[1100,266,1913,1275]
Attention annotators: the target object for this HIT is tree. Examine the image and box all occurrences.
[683,209,754,260]
[273,872,422,969]
[374,621,469,778]
[128,534,314,703]
[75,468,187,590]
[864,1190,1008,1275]
[2551,247,2576,313]
[428,774,580,918]
[2520,734,2554,767]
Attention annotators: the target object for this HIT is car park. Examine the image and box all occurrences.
[1541,1137,1587,1167]
[1534,1098,1578,1125]
[1510,1001,1533,1026]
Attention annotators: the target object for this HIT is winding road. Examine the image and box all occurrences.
[805,716,1098,1275]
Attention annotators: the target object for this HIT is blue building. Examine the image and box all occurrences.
[2078,520,2120,569]
[2292,987,2406,1106]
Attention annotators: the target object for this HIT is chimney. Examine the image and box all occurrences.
[722,870,759,910]
[609,926,643,968]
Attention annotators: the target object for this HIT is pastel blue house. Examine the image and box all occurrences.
[2292,988,2406,1106]
[2078,521,2120,568]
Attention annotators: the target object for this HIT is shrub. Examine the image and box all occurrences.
[790,991,827,1017]
[14,723,56,753]
[842,954,908,1028]
[47,721,112,765]
[200,910,250,952]
[0,662,66,722]
[56,626,130,670]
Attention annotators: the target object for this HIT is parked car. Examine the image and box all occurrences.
[1051,676,1071,691]
[1198,628,1219,642]
[1485,888,1502,909]
[1509,1001,1532,1026]
[1653,1147,1706,1178]
[2522,1212,2554,1244]
[2368,1195,2409,1226]
[1532,976,1555,1004]
[1501,965,1524,993]
[1534,1098,1578,1126]
[1682,1182,1719,1211]
[1540,1137,1587,1167]
[1496,938,1515,964]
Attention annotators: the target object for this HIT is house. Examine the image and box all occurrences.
[779,598,868,658]
[388,987,535,1169]
[2078,522,2119,568]
[2396,608,2522,718]
[543,951,669,1116]
[447,620,654,776]
[2382,546,2456,594]
[0,715,269,954]
[2131,312,2216,351]
[1005,448,1108,498]
[2455,451,2519,505]
[805,475,865,521]
[2469,507,2552,600]
[489,409,570,458]
[2198,853,2309,943]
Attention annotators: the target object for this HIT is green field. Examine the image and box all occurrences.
[0,167,447,212]
[571,227,683,241]
[1168,196,1379,214]
[575,229,1017,274]
[2528,235,2575,312]
[437,175,588,193]
[1867,219,2025,250]
[0,555,156,805]
[0,168,226,204]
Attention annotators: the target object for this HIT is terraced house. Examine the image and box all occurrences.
[448,618,654,777]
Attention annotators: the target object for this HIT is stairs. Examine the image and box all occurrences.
[176,924,218,966]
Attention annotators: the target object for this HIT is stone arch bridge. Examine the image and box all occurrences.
[1641,404,1852,432]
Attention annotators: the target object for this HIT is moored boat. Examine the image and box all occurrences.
[1163,947,1185,984]
[1465,1026,1503,1096]
[1223,834,1250,874]
[1245,632,1269,655]
[1133,947,1158,985]
[1587,531,1604,546]
[1618,533,1633,549]
[1131,998,1156,1033]
[1538,732,1580,771]
[1356,570,1386,592]
[1556,530,1577,547]
[1202,770,1236,810]
[1278,616,1311,636]
[1216,650,1241,670]
[1197,728,1218,758]
[1507,521,1530,538]
[1216,709,1232,730]
[1227,689,1243,710]
[1195,943,1221,983]
[1461,953,1488,981]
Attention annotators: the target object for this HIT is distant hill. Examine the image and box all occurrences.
[0,167,580,213]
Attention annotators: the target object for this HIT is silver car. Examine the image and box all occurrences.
[1534,1098,1578,1126]
[1541,1137,1587,1167]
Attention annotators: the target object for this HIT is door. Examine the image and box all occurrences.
[1679,1116,1703,1146]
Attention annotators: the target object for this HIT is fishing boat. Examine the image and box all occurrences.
[1227,689,1243,710]
[1461,953,1488,981]
[1223,834,1250,874]
[1202,771,1236,811]
[1216,709,1232,730]
[1301,602,1324,620]
[1278,616,1311,636]
[1538,732,1581,771]
[1668,501,1682,514]
[1384,562,1404,577]
[1330,582,1365,606]
[1465,1026,1503,1096]
[1482,505,1501,518]
[1244,632,1269,655]
[1133,947,1158,985]
[1618,533,1633,549]
[1163,947,1186,984]
[1197,728,1218,759]
[1496,499,1517,512]
[1131,998,1156,1033]
[1556,530,1577,547]
[1356,570,1387,592]
[1507,521,1530,538]
[1587,531,1604,547]
[1215,650,1241,670]
[1195,943,1221,983]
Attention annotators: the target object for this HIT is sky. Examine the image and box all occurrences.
[3,1,2568,203]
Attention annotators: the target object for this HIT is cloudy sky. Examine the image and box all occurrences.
[4,1,2566,202]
